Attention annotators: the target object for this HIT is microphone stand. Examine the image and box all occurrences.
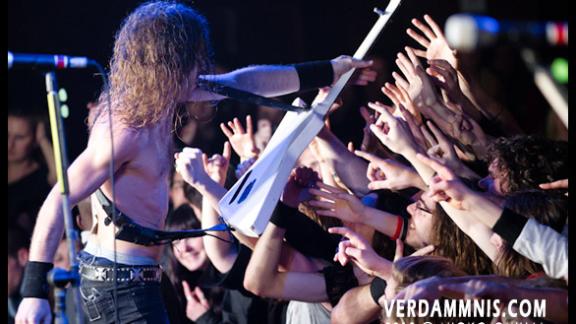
[44,71,84,324]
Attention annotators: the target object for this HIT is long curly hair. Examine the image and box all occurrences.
[430,203,495,275]
[102,1,213,128]
[486,135,568,194]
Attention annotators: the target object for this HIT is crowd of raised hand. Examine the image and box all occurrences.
[165,14,568,324]
[8,12,567,324]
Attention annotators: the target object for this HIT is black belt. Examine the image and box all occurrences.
[79,263,162,283]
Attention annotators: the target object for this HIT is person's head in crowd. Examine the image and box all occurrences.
[385,256,467,300]
[479,136,568,196]
[491,190,568,278]
[100,1,213,129]
[404,191,436,249]
[163,205,209,311]
[165,205,207,276]
[381,256,476,323]
[8,109,40,166]
[403,191,494,275]
[8,226,30,297]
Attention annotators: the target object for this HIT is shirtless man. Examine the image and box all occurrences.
[15,2,372,323]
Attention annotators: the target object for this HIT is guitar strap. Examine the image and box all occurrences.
[95,189,231,245]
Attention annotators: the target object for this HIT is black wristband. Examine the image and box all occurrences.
[369,277,387,305]
[20,261,54,299]
[293,60,334,91]
[492,208,529,245]
[400,216,409,242]
[269,202,295,229]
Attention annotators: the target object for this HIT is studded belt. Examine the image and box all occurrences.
[79,263,162,283]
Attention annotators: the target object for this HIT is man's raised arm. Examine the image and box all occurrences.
[187,55,373,101]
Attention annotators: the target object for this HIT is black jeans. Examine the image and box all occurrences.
[78,251,169,323]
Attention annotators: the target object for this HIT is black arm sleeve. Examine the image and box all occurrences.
[270,202,340,263]
[491,208,529,245]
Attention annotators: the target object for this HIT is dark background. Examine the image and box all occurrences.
[8,0,570,160]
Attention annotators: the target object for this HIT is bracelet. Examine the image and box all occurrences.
[391,216,404,241]
[20,261,54,299]
[293,60,334,91]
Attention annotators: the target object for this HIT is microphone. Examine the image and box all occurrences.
[8,51,97,70]
[445,14,568,51]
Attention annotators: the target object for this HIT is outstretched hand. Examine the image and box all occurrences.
[175,147,210,188]
[415,153,475,210]
[354,150,424,191]
[308,182,366,223]
[350,67,378,86]
[328,226,391,278]
[406,14,459,69]
[393,47,441,110]
[220,116,260,161]
[331,55,374,85]
[281,166,320,208]
[381,81,422,124]
[367,101,420,156]
[201,142,231,186]
[182,281,210,322]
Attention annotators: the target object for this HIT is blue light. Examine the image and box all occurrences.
[474,15,500,34]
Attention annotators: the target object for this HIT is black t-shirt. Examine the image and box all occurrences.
[164,243,286,324]
[196,244,287,324]
[8,164,52,233]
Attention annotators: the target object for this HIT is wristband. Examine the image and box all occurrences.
[370,277,387,305]
[20,261,54,299]
[492,207,529,245]
[269,202,295,229]
[399,216,409,242]
[391,216,404,241]
[293,60,334,91]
